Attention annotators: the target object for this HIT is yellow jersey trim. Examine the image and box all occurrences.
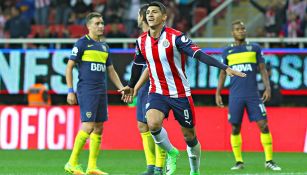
[227,51,257,66]
[85,35,90,40]
[82,50,108,63]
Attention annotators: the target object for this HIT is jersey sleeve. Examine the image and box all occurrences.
[134,40,146,65]
[105,44,113,67]
[254,44,265,64]
[69,40,83,62]
[175,34,201,58]
[221,47,229,65]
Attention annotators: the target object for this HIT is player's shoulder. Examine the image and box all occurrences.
[165,27,182,36]
[222,43,234,52]
[75,35,89,46]
[138,31,148,39]
[249,42,262,50]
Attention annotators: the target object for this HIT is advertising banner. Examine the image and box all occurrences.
[1,105,306,152]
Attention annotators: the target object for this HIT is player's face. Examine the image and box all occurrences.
[146,6,167,28]
[88,17,104,36]
[232,23,246,41]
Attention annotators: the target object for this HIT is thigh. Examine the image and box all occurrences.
[170,96,195,128]
[136,84,149,123]
[246,97,267,122]
[228,97,245,124]
[78,94,108,122]
[146,93,171,118]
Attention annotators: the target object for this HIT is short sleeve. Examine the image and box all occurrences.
[254,44,265,64]
[221,47,229,65]
[70,40,83,62]
[175,34,201,58]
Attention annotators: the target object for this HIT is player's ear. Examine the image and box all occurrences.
[162,14,167,22]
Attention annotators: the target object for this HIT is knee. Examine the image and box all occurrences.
[232,126,241,135]
[259,123,269,133]
[148,122,162,132]
[138,122,149,133]
[183,129,196,142]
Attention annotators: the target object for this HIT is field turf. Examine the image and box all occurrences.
[0,150,307,175]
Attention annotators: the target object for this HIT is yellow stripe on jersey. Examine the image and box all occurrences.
[82,50,108,63]
[227,51,257,66]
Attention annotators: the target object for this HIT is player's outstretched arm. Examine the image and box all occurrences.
[66,60,77,105]
[225,67,246,77]
[215,70,226,108]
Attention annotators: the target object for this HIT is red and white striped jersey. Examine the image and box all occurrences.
[134,26,201,98]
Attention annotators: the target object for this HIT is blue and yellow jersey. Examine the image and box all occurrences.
[222,43,264,98]
[70,35,112,95]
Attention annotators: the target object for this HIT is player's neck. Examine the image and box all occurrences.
[235,40,246,46]
[88,33,102,42]
[149,23,164,39]
[142,24,149,33]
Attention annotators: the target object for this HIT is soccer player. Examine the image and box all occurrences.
[136,4,167,175]
[65,12,124,175]
[215,20,281,171]
[135,4,166,175]
[120,2,246,175]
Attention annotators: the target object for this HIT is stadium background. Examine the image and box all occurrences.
[0,0,307,174]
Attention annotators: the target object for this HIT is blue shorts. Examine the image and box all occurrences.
[146,93,196,128]
[228,96,267,124]
[136,81,150,123]
[77,93,108,122]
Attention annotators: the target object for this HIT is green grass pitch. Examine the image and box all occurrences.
[0,150,307,175]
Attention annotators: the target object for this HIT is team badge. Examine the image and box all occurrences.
[86,112,92,118]
[101,45,107,52]
[71,47,78,56]
[162,39,170,48]
[246,45,252,51]
[181,35,189,43]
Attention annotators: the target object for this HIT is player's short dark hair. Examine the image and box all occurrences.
[140,4,149,22]
[86,12,102,24]
[232,20,245,29]
[148,1,167,14]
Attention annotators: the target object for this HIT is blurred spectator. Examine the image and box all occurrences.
[71,0,92,25]
[288,0,306,21]
[258,64,282,106]
[250,0,288,37]
[280,11,302,47]
[93,0,107,15]
[34,0,50,25]
[16,0,35,24]
[106,18,128,48]
[175,0,195,29]
[0,8,5,38]
[123,0,140,35]
[4,6,30,44]
[27,75,51,106]
[53,0,71,26]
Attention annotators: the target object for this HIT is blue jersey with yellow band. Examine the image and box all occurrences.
[222,43,264,98]
[70,35,112,95]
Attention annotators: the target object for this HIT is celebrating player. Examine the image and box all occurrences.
[120,2,246,175]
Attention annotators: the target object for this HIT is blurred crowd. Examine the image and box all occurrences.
[251,0,307,47]
[0,0,306,47]
[0,0,224,41]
